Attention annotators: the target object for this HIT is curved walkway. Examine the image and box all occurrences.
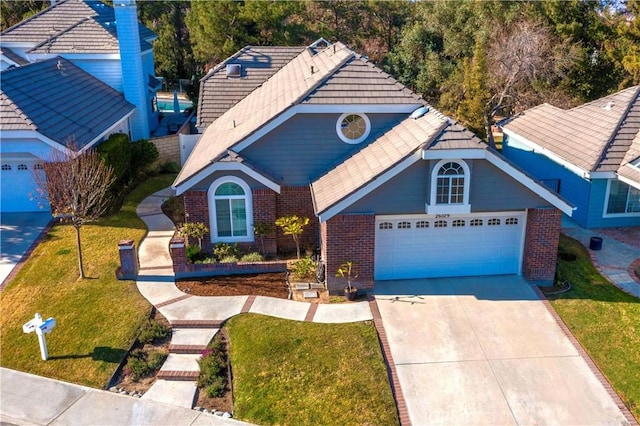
[562,224,640,298]
[134,188,373,410]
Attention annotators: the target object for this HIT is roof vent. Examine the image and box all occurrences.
[410,106,429,119]
[603,101,614,111]
[226,64,241,78]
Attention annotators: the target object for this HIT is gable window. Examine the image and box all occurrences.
[606,180,640,215]
[209,177,253,242]
[427,159,471,214]
[336,113,370,144]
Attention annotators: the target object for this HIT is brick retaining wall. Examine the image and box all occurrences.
[522,207,562,284]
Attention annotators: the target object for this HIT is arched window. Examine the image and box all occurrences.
[336,113,371,144]
[208,177,253,242]
[436,162,465,204]
[428,159,471,214]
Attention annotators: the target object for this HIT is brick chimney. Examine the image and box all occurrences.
[113,0,150,140]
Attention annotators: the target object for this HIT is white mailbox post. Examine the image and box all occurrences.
[22,313,56,360]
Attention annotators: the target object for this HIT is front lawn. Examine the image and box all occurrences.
[0,174,176,388]
[227,314,399,426]
[550,234,640,419]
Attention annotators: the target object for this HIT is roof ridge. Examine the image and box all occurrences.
[592,85,640,172]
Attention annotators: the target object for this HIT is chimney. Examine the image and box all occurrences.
[114,0,150,141]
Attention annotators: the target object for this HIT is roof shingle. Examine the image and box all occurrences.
[0,57,135,148]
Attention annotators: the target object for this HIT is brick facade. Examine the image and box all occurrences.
[522,207,562,284]
[116,239,138,280]
[276,186,319,254]
[183,190,212,251]
[321,214,375,294]
[253,188,277,255]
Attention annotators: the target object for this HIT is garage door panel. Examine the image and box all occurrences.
[375,213,524,280]
[0,160,49,213]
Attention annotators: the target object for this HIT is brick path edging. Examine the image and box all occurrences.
[0,219,54,292]
[530,284,638,425]
[367,294,412,426]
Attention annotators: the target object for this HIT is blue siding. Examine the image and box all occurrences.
[70,58,123,92]
[242,113,406,186]
[503,136,590,227]
[343,159,550,215]
[586,179,640,227]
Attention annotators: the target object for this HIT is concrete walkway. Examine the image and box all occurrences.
[562,221,640,298]
[133,188,373,411]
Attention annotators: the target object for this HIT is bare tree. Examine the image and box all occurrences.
[484,19,577,147]
[33,143,115,279]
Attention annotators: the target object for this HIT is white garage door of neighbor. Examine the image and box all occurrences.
[0,158,48,212]
[375,212,525,280]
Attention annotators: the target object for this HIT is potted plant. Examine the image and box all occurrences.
[336,261,358,301]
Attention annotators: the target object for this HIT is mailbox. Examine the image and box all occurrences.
[22,318,39,334]
[40,318,56,334]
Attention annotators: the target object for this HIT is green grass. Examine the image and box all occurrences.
[0,173,176,388]
[227,314,399,426]
[550,234,640,419]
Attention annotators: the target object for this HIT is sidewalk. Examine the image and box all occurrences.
[134,188,373,410]
[562,219,640,298]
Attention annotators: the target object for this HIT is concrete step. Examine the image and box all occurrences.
[160,353,200,373]
[156,370,199,381]
[170,319,224,328]
[169,344,208,354]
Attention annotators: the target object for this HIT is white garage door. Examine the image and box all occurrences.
[375,212,525,280]
[0,156,48,212]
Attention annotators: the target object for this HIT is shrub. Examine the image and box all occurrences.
[275,215,309,259]
[147,350,167,371]
[160,161,180,173]
[138,319,171,344]
[240,252,264,262]
[97,133,132,187]
[187,245,208,263]
[293,257,317,280]
[213,243,241,261]
[130,139,159,172]
[219,255,239,263]
[179,222,209,249]
[194,257,216,264]
[125,348,167,381]
[198,335,228,398]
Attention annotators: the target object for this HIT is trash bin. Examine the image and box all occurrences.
[589,236,603,250]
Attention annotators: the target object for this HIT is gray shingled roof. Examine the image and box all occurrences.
[175,42,355,188]
[1,57,135,148]
[502,86,640,174]
[311,110,448,214]
[196,46,305,129]
[302,57,424,105]
[1,0,155,55]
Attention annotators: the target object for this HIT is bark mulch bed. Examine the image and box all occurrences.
[176,272,290,299]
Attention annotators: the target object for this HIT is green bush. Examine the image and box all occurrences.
[293,257,317,280]
[219,255,239,263]
[198,335,228,398]
[160,161,181,173]
[147,350,167,370]
[125,349,167,381]
[187,245,209,263]
[97,133,132,186]
[213,243,241,261]
[130,139,159,172]
[138,319,171,344]
[240,252,264,262]
[194,257,216,264]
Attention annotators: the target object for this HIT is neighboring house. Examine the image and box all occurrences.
[174,40,572,291]
[501,86,640,228]
[0,0,159,140]
[0,57,135,213]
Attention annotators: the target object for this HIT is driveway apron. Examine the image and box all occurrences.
[0,211,51,285]
[375,275,629,425]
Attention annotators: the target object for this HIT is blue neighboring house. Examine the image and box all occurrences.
[501,86,640,228]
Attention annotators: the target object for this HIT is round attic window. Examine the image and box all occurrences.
[336,113,370,144]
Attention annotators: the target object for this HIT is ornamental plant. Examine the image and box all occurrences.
[275,215,309,259]
[178,222,209,249]
[336,261,359,293]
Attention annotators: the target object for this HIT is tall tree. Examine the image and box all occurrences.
[0,0,47,31]
[33,145,115,279]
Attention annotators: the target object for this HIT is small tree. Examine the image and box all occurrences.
[253,221,273,255]
[32,143,115,279]
[179,222,209,249]
[275,215,309,259]
[336,261,358,294]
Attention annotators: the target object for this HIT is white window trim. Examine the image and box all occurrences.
[426,159,471,215]
[335,113,371,144]
[208,176,254,243]
[602,178,640,218]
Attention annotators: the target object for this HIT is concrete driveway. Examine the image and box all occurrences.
[375,275,629,425]
[0,212,51,285]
